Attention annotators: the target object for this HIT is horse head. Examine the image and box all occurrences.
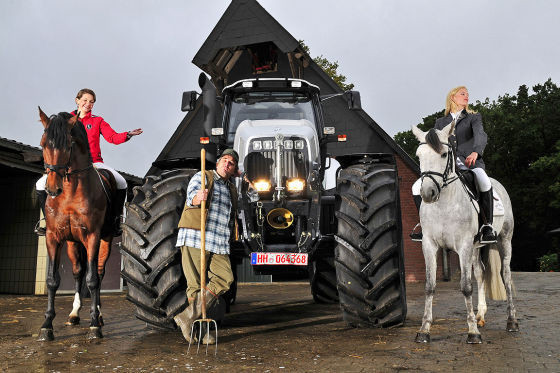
[39,107,88,197]
[412,122,455,203]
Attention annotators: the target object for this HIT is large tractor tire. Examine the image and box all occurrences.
[309,255,339,303]
[121,169,195,330]
[334,159,407,328]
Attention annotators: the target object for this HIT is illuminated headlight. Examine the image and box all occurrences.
[211,127,224,136]
[242,81,253,88]
[286,178,305,192]
[252,141,262,150]
[263,140,273,150]
[295,140,305,149]
[254,179,271,192]
[283,140,293,149]
[291,81,302,88]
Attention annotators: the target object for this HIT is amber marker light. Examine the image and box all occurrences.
[337,135,347,142]
[200,137,210,144]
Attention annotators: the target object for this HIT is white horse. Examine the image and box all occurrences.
[412,122,518,344]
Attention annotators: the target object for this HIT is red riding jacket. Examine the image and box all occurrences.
[72,111,129,163]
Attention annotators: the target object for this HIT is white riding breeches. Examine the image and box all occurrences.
[470,168,491,192]
[93,162,127,189]
[36,162,127,191]
[411,167,492,196]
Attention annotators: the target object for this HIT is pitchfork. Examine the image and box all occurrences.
[188,148,218,355]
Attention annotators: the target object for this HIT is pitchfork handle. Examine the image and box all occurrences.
[200,148,207,320]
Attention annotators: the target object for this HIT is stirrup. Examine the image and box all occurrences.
[410,223,422,242]
[479,224,497,244]
[34,219,46,236]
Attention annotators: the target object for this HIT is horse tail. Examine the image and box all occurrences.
[482,244,507,301]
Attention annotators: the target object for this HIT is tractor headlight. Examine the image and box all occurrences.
[286,178,305,192]
[263,140,273,150]
[295,140,305,149]
[254,179,272,192]
[252,141,262,150]
[283,140,293,149]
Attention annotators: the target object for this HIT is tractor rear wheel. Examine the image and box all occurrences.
[334,159,407,327]
[121,169,195,330]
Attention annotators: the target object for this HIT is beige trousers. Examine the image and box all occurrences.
[180,246,234,300]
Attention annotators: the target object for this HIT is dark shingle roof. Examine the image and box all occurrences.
[193,0,299,69]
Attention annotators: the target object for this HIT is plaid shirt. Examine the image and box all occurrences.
[176,171,233,255]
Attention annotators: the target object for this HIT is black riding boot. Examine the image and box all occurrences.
[34,190,47,236]
[112,189,127,236]
[410,195,423,242]
[479,188,497,244]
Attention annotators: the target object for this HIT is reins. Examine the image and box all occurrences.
[418,142,460,198]
[43,140,94,181]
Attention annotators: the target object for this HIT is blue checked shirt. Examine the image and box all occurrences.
[176,171,233,255]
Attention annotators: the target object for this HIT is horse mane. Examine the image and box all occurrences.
[425,128,443,153]
[45,112,92,162]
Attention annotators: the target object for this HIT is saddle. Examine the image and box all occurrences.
[457,169,505,218]
[96,169,118,236]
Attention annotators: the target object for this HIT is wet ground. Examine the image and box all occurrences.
[1,272,559,372]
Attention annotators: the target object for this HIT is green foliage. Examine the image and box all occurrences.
[538,253,559,272]
[298,40,354,91]
[395,79,560,270]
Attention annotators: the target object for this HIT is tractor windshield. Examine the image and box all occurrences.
[227,91,316,143]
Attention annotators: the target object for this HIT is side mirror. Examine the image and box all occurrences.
[345,91,361,111]
[181,91,198,112]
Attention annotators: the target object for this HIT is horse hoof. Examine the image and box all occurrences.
[466,333,482,344]
[87,327,103,340]
[415,332,430,343]
[506,320,519,332]
[477,319,485,328]
[65,316,80,326]
[37,328,54,341]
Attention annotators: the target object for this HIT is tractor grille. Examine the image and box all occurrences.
[245,149,308,182]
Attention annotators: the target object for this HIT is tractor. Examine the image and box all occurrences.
[121,73,407,330]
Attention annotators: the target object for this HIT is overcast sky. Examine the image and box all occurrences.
[1,0,559,177]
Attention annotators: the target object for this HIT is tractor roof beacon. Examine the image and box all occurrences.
[121,73,407,331]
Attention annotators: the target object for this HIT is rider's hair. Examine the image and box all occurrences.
[76,88,96,103]
[445,86,476,116]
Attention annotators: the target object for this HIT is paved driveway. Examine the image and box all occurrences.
[1,272,558,372]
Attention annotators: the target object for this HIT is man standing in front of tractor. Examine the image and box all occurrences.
[173,149,240,345]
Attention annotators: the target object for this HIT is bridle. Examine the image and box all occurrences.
[418,141,459,199]
[43,139,93,182]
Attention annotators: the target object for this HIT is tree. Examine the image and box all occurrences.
[298,40,354,91]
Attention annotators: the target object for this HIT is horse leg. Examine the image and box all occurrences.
[38,239,62,341]
[415,243,437,343]
[459,247,482,344]
[473,248,487,328]
[65,242,84,326]
[499,238,518,332]
[85,235,103,339]
[95,237,113,327]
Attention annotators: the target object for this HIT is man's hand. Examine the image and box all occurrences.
[192,189,208,206]
[465,152,478,168]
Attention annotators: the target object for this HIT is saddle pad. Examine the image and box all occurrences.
[493,190,505,217]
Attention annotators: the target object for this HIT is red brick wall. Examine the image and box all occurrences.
[395,156,459,282]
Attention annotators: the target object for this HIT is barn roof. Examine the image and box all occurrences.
[192,0,299,72]
[149,0,419,176]
[0,136,142,183]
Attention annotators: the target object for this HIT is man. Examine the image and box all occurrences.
[173,149,240,344]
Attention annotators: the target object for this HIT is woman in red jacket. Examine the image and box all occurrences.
[35,88,142,235]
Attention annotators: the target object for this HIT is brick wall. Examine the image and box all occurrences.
[395,156,459,282]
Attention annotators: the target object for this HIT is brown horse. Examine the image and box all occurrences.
[37,108,116,341]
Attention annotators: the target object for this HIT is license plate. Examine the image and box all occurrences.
[251,252,308,266]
